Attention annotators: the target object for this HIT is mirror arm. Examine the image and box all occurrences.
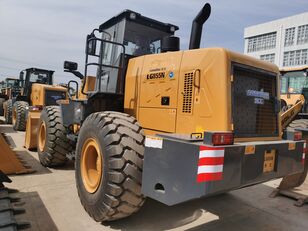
[64,70,84,79]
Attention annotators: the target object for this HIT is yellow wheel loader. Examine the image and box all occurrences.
[38,3,307,222]
[12,68,67,129]
[0,78,22,121]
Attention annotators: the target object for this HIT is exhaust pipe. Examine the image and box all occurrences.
[189,3,211,50]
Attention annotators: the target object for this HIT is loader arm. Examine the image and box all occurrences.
[281,95,305,129]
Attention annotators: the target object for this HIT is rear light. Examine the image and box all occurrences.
[283,130,303,141]
[29,106,43,111]
[294,131,302,141]
[204,131,234,146]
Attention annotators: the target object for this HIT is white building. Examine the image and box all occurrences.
[244,12,308,68]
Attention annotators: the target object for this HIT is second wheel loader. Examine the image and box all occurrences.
[12,68,67,131]
[0,78,21,119]
[37,3,307,222]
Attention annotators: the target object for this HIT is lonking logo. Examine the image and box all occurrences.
[146,72,165,80]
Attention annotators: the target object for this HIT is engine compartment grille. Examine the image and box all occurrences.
[182,72,194,114]
[232,64,278,138]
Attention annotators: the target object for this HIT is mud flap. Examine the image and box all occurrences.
[24,110,41,150]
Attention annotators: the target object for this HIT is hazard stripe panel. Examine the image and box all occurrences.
[197,146,225,183]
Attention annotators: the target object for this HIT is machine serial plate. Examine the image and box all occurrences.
[263,150,276,173]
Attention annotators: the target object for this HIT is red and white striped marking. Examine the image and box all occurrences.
[197,146,224,183]
[303,142,306,165]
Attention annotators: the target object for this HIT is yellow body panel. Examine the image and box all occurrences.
[125,48,280,140]
[78,76,96,100]
[24,110,41,149]
[30,83,67,106]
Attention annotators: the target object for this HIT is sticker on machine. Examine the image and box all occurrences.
[145,136,163,149]
[197,146,225,183]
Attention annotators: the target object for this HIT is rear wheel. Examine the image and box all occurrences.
[12,101,29,131]
[0,98,5,116]
[37,106,73,167]
[4,99,13,124]
[75,112,145,222]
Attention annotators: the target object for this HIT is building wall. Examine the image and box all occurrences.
[244,12,308,69]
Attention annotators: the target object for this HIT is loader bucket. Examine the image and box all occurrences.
[0,133,32,175]
[24,110,41,150]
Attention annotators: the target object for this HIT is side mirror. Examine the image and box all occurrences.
[64,61,78,71]
[63,61,84,79]
[86,34,97,56]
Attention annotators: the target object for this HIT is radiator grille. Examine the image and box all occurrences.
[182,72,194,114]
[232,64,278,138]
[45,90,66,106]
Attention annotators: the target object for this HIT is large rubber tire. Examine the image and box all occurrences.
[37,106,73,167]
[286,119,308,131]
[75,112,145,222]
[4,99,13,124]
[12,101,29,131]
[0,98,5,116]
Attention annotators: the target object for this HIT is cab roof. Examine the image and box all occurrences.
[99,9,179,34]
[280,65,308,73]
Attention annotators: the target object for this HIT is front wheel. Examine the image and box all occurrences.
[37,106,73,167]
[75,112,145,222]
[0,98,5,116]
[12,101,29,131]
[4,99,13,124]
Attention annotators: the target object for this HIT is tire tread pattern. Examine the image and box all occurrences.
[38,106,73,167]
[13,101,29,131]
[5,99,13,124]
[76,111,145,222]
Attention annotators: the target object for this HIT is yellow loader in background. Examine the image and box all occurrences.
[0,78,21,120]
[17,68,68,150]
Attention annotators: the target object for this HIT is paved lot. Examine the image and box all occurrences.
[1,121,308,231]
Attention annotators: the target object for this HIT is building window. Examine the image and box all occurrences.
[284,27,295,46]
[297,24,308,45]
[260,53,275,63]
[283,49,308,66]
[247,32,277,53]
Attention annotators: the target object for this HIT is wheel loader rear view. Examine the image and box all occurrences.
[36,3,307,222]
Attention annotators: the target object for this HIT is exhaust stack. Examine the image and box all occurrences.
[189,3,211,50]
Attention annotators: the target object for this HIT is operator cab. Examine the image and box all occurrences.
[66,10,179,96]
[19,68,54,96]
[92,10,178,95]
[280,67,308,111]
[62,10,179,126]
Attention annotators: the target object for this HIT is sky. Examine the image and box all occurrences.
[0,0,307,83]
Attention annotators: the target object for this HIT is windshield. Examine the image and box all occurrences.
[281,70,308,94]
[29,72,50,84]
[6,79,19,88]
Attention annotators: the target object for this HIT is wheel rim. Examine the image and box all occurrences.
[12,107,16,125]
[38,121,46,152]
[81,138,103,193]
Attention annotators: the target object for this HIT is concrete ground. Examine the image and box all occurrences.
[1,121,308,231]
